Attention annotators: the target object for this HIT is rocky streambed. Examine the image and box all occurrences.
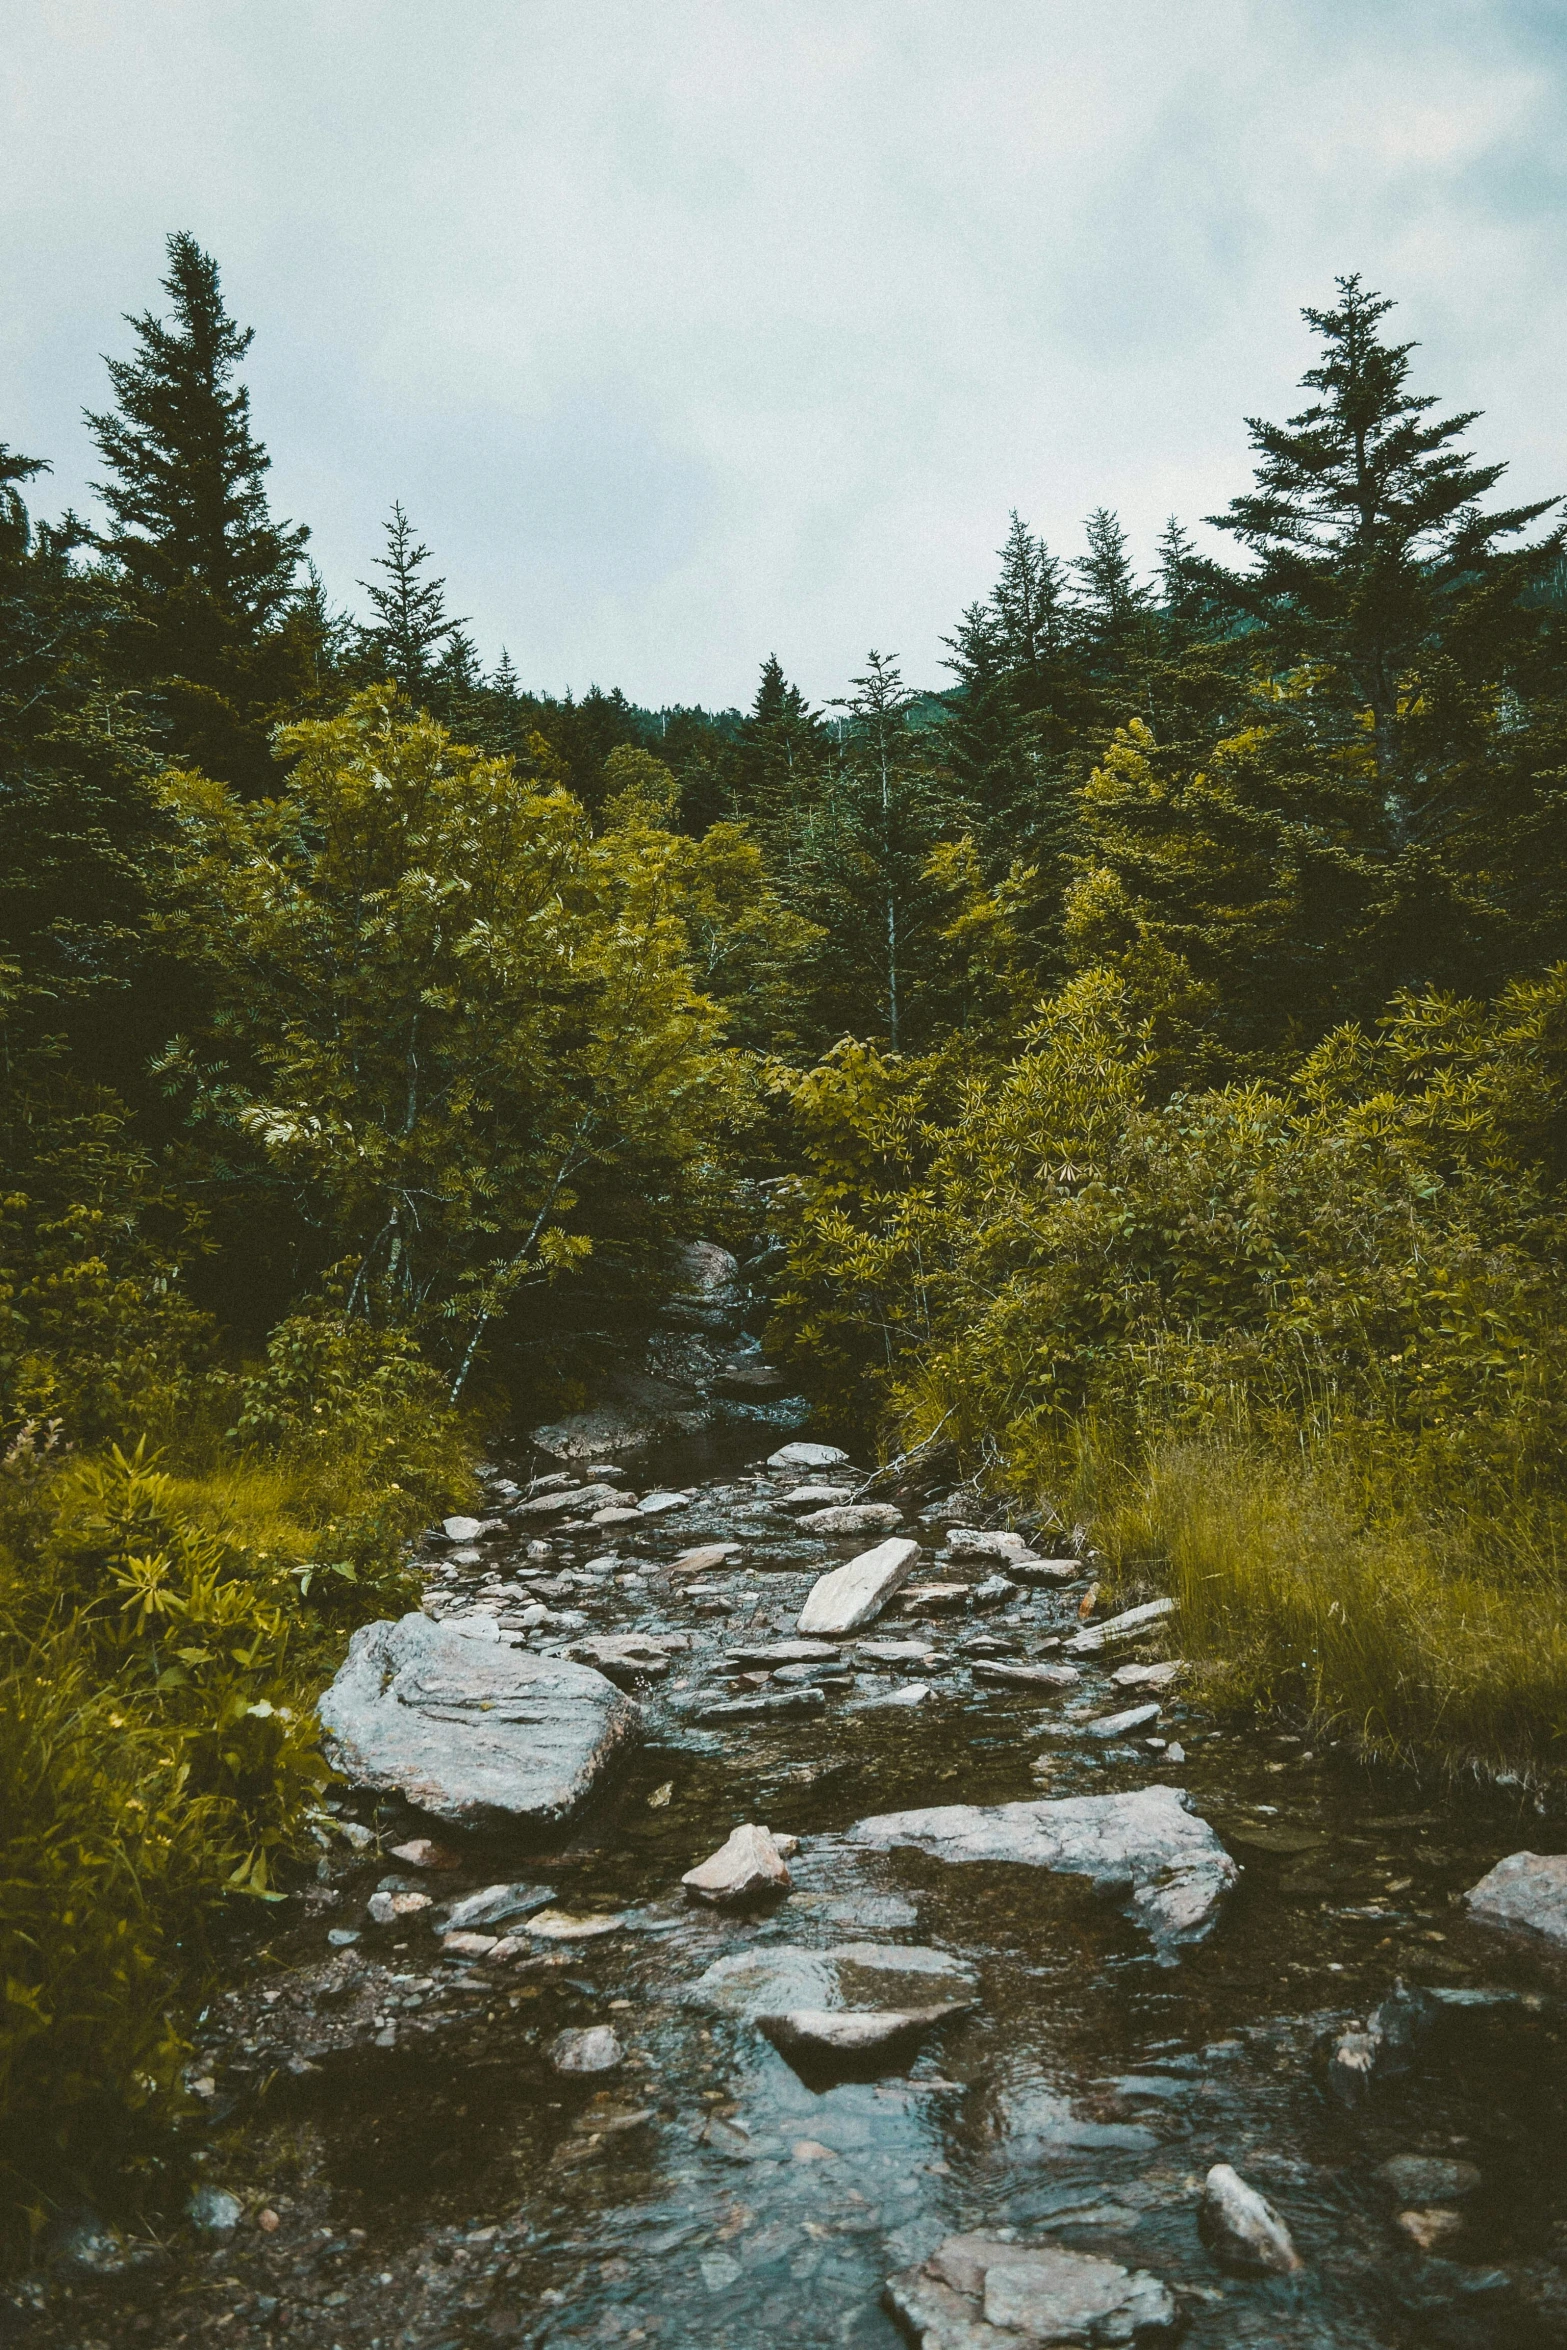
[16,1426,1567,2349]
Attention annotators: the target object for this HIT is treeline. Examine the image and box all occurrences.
[4,232,1567,2219]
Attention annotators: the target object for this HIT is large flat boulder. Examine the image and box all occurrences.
[886,2234,1176,2347]
[848,1785,1237,1954]
[319,1612,641,1832]
[798,1536,920,1635]
[1465,1851,1567,1946]
[690,1940,977,2019]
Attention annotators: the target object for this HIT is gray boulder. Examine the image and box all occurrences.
[798,1536,920,1635]
[757,2003,971,2069]
[768,1440,851,1470]
[319,1613,641,1832]
[550,2025,622,2074]
[973,1659,1082,1689]
[564,1633,672,1686]
[662,1239,745,1332]
[886,2233,1176,2347]
[799,1501,905,1535]
[1465,1850,1567,1946]
[848,1784,1237,1953]
[682,1822,793,1905]
[1199,2163,1304,2275]
[1068,1597,1176,1655]
[691,1940,977,2020]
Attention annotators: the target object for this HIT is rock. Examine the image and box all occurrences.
[441,1929,500,1958]
[799,1502,905,1535]
[1465,1851,1567,1946]
[776,1482,855,1512]
[441,1515,487,1542]
[550,2025,623,2074]
[773,1660,851,1685]
[1199,2163,1304,2275]
[853,1681,933,1709]
[726,1639,840,1667]
[663,1239,744,1331]
[1086,1702,1162,1739]
[524,1909,626,1941]
[388,1837,463,1870]
[1068,1597,1176,1655]
[1012,1559,1084,1585]
[692,1940,977,2020]
[531,1371,698,1461]
[970,1574,1018,1609]
[682,1822,793,1905]
[319,1613,641,1832]
[565,1634,672,1686]
[1327,1980,1434,2103]
[672,1542,744,1573]
[444,1882,555,1933]
[886,2234,1176,2348]
[638,1490,691,1515]
[973,1659,1082,1689]
[511,1483,621,1519]
[757,2003,971,2068]
[769,1441,851,1470]
[848,1785,1238,1953]
[798,1536,920,1635]
[944,1528,1032,1560]
[366,1889,432,1926]
[692,1687,828,1723]
[1111,1661,1185,1691]
[188,2187,243,2239]
[590,1505,645,1527]
[1376,2154,1482,2204]
[714,1361,789,1397]
[901,1583,969,1613]
[856,1639,941,1664]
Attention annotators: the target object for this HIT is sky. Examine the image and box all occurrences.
[3,1,1565,708]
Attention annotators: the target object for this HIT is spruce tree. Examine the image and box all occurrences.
[1207,274,1562,836]
[85,232,308,785]
[357,502,463,699]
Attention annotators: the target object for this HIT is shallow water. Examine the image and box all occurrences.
[21,1429,1567,2349]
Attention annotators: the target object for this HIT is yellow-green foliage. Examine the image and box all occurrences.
[776,964,1567,1774]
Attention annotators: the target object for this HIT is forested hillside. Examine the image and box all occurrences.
[4,236,1567,2225]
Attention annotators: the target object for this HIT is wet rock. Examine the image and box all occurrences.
[441,1929,500,1957]
[973,1659,1082,1689]
[1068,1597,1176,1655]
[944,1528,1033,1560]
[531,1371,698,1461]
[319,1613,641,1832]
[1465,1850,1567,1946]
[692,1686,828,1723]
[848,1784,1238,1952]
[550,2024,623,2074]
[798,1536,920,1635]
[663,1239,745,1331]
[886,2233,1176,2347]
[970,1573,1018,1610]
[773,1659,851,1685]
[511,1482,621,1519]
[757,2003,971,2068]
[441,1515,488,1542]
[769,1441,851,1470]
[1111,1661,1185,1691]
[565,1633,672,1686]
[590,1505,644,1526]
[1012,1558,1084,1586]
[188,2187,243,2239]
[524,1908,626,1941]
[638,1489,691,1515]
[856,1638,941,1665]
[672,1541,744,1573]
[799,1502,905,1535]
[776,1483,855,1512]
[726,1638,840,1667]
[443,1882,555,1933]
[1327,1981,1434,2103]
[388,1837,463,1870]
[1199,2163,1304,2275]
[1086,1702,1162,1739]
[1376,2153,1482,2204]
[692,1940,977,2020]
[1396,2207,1464,2250]
[714,1361,790,1398]
[366,1889,432,1926]
[901,1582,969,1613]
[682,1821,793,1905]
[853,1681,933,1709]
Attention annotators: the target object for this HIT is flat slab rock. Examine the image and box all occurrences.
[887,2233,1176,2347]
[848,1784,1237,1953]
[691,1941,978,2020]
[319,1612,641,1831]
[769,1441,851,1469]
[799,1502,905,1535]
[798,1536,920,1635]
[1465,1850,1567,1945]
[757,2003,971,2067]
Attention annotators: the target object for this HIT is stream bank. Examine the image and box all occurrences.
[10,1424,1567,2350]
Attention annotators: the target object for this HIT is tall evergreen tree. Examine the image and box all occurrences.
[85,232,308,787]
[1072,506,1152,673]
[991,511,1068,674]
[1207,274,1562,837]
[356,502,463,700]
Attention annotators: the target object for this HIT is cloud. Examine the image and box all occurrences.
[2,0,1562,704]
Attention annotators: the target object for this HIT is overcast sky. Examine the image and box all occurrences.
[3,2,1564,707]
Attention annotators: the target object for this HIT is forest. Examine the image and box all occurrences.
[5,230,1567,2229]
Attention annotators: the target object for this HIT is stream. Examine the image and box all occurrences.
[16,1423,1567,2350]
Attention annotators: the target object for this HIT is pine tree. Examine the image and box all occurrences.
[1207,274,1562,836]
[1072,507,1151,670]
[85,233,308,784]
[990,511,1068,677]
[357,502,464,700]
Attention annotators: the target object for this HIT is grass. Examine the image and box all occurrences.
[1084,1434,1567,1784]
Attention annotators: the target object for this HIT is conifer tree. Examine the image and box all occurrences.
[1072,507,1152,672]
[357,502,463,700]
[85,233,308,785]
[991,511,1067,674]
